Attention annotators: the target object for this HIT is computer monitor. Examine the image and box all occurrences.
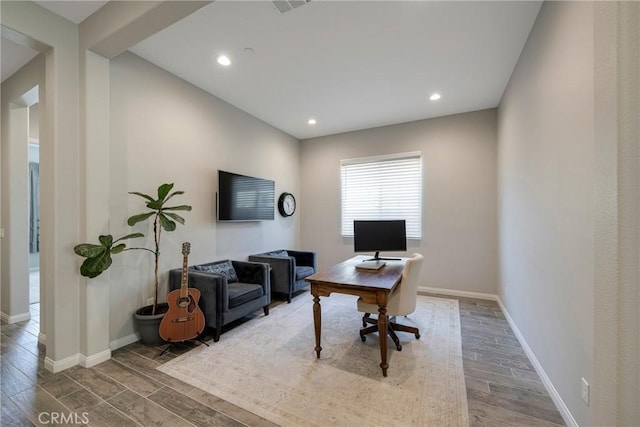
[353,219,407,260]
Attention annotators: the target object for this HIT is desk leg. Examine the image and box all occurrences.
[313,295,322,358]
[378,305,388,376]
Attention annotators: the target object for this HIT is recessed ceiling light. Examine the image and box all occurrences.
[429,93,441,101]
[307,118,317,125]
[217,55,231,66]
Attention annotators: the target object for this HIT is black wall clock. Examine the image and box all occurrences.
[278,192,296,217]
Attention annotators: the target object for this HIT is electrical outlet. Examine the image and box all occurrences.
[581,378,590,406]
[146,298,154,306]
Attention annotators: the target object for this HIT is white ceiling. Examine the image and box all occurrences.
[3,1,543,140]
[1,37,38,83]
[33,0,108,24]
[130,1,543,139]
[1,1,107,82]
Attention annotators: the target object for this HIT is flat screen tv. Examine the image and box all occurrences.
[353,219,407,260]
[217,170,275,221]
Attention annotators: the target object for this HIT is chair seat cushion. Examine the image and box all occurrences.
[228,282,264,308]
[295,266,315,281]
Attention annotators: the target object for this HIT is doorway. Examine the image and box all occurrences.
[28,103,40,306]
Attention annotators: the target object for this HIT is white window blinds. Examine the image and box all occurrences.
[341,152,422,238]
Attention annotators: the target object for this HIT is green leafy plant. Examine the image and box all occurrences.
[74,183,192,315]
[73,233,145,278]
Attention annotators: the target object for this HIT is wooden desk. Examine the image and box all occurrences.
[305,255,406,376]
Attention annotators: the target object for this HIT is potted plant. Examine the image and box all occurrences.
[74,183,192,345]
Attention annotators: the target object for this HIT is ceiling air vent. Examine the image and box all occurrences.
[272,0,310,14]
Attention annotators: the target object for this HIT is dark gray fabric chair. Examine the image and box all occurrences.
[248,249,317,303]
[168,259,270,342]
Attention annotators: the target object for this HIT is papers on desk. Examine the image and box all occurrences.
[356,260,386,271]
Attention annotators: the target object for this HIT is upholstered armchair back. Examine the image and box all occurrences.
[248,249,317,303]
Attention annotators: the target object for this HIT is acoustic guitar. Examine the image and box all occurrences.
[159,242,205,342]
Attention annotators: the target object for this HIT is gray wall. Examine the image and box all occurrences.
[498,2,595,425]
[300,109,498,295]
[108,52,301,344]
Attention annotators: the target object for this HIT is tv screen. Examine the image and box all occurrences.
[354,219,407,260]
[217,170,275,221]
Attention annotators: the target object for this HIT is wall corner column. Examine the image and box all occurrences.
[78,49,112,366]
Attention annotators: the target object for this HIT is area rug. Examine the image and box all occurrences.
[157,293,469,427]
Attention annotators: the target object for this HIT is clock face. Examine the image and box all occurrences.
[278,193,296,217]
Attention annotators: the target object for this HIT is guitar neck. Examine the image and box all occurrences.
[180,252,189,297]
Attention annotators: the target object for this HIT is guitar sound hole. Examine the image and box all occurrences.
[177,297,190,308]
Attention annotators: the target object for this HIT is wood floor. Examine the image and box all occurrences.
[1,294,565,426]
[450,294,565,426]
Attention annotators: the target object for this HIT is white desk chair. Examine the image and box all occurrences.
[357,253,424,351]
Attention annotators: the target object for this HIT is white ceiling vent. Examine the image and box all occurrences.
[272,0,310,14]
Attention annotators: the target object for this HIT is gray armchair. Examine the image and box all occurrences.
[248,249,317,303]
[168,259,270,342]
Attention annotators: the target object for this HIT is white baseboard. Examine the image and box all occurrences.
[110,332,140,351]
[495,296,578,427]
[79,349,111,368]
[41,334,138,374]
[38,333,46,345]
[44,354,79,373]
[0,311,31,324]
[419,286,497,301]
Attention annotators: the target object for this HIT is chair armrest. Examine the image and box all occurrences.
[231,260,271,294]
[287,250,317,270]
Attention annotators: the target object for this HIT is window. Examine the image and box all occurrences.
[341,152,422,238]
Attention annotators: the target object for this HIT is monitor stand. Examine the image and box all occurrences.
[364,252,401,262]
